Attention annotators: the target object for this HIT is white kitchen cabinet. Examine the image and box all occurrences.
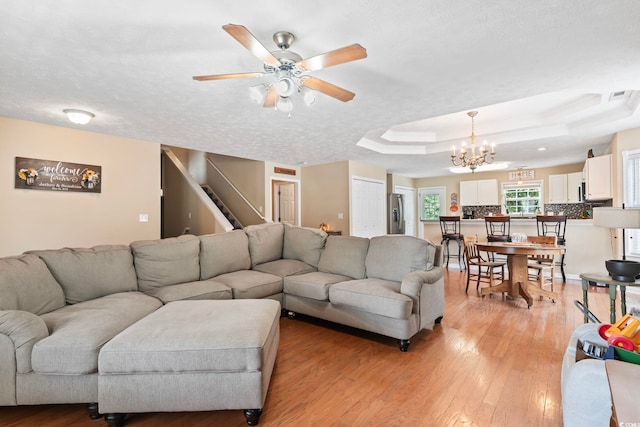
[567,171,583,203]
[548,174,568,203]
[460,179,499,206]
[584,154,612,200]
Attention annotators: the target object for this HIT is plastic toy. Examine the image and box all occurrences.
[598,314,640,352]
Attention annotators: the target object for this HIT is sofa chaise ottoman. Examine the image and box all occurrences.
[98,299,281,426]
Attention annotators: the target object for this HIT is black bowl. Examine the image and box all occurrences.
[605,259,640,282]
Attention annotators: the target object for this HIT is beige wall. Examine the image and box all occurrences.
[611,127,640,206]
[301,161,349,232]
[414,163,584,214]
[0,117,161,257]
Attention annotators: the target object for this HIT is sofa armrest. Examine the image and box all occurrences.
[400,267,443,299]
[0,310,49,374]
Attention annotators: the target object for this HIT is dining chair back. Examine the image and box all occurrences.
[463,235,505,294]
[526,235,557,301]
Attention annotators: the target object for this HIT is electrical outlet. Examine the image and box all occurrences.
[337,213,343,219]
[139,214,149,222]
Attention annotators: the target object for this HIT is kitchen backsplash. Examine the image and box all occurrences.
[464,201,612,219]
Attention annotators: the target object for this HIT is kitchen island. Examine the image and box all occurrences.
[422,218,612,280]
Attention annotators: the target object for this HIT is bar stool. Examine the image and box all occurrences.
[439,216,465,271]
[485,216,511,261]
[485,215,512,242]
[536,215,567,282]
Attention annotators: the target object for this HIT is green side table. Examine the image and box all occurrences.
[580,272,640,324]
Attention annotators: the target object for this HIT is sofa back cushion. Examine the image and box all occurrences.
[31,246,138,304]
[130,235,200,293]
[318,236,370,279]
[244,222,284,268]
[199,230,251,279]
[365,235,435,282]
[282,224,327,267]
[0,254,65,314]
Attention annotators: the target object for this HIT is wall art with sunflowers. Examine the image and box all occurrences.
[15,156,101,193]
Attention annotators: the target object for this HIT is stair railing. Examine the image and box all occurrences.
[205,156,266,223]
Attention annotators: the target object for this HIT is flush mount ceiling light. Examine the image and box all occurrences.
[451,111,496,173]
[193,24,367,117]
[63,109,94,125]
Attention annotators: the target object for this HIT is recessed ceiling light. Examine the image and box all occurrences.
[538,147,547,151]
[63,109,94,125]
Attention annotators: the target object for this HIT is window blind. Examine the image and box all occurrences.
[624,150,640,259]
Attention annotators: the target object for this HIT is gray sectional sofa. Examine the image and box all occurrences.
[0,222,444,424]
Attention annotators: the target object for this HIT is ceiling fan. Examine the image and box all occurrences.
[193,24,367,110]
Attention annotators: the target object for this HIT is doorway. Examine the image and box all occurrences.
[272,180,299,225]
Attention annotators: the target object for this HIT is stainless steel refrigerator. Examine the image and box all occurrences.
[387,193,405,234]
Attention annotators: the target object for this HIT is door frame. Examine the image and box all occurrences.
[271,177,301,226]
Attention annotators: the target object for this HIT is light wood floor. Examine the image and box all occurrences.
[0,270,619,427]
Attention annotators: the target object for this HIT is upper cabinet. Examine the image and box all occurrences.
[460,179,499,206]
[548,172,584,203]
[548,174,568,203]
[567,171,583,203]
[584,154,612,201]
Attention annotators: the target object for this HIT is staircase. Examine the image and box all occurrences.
[201,185,243,230]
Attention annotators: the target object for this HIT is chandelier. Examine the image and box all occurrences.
[451,111,496,173]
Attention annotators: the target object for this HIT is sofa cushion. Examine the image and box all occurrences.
[318,236,370,279]
[329,278,413,319]
[199,231,251,280]
[130,235,200,293]
[282,224,327,267]
[244,223,284,268]
[365,235,435,283]
[33,292,162,375]
[30,246,138,304]
[253,259,316,277]
[0,254,65,315]
[213,270,283,299]
[284,271,352,301]
[146,279,232,303]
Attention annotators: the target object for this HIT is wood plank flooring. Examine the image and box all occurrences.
[0,271,619,427]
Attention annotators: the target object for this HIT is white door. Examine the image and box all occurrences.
[351,177,385,238]
[395,185,416,236]
[275,182,296,225]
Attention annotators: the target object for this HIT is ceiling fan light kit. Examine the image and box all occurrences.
[193,24,367,116]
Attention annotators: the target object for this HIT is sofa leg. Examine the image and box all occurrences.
[435,315,443,324]
[244,408,263,425]
[104,413,126,427]
[398,339,410,352]
[86,402,101,420]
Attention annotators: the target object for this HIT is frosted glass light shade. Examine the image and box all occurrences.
[63,109,94,125]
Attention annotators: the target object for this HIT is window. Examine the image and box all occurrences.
[501,181,543,215]
[623,149,640,259]
[418,187,445,220]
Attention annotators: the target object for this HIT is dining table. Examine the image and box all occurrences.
[476,241,566,307]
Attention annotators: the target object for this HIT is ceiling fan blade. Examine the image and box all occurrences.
[302,77,356,102]
[263,85,278,108]
[193,72,265,81]
[298,44,367,71]
[223,24,281,67]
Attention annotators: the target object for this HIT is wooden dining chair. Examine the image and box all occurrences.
[463,235,506,294]
[526,235,557,301]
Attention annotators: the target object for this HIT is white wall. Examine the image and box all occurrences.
[0,117,161,256]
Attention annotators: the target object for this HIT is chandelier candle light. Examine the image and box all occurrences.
[451,111,496,173]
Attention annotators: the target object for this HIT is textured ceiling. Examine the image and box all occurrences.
[2,1,640,177]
